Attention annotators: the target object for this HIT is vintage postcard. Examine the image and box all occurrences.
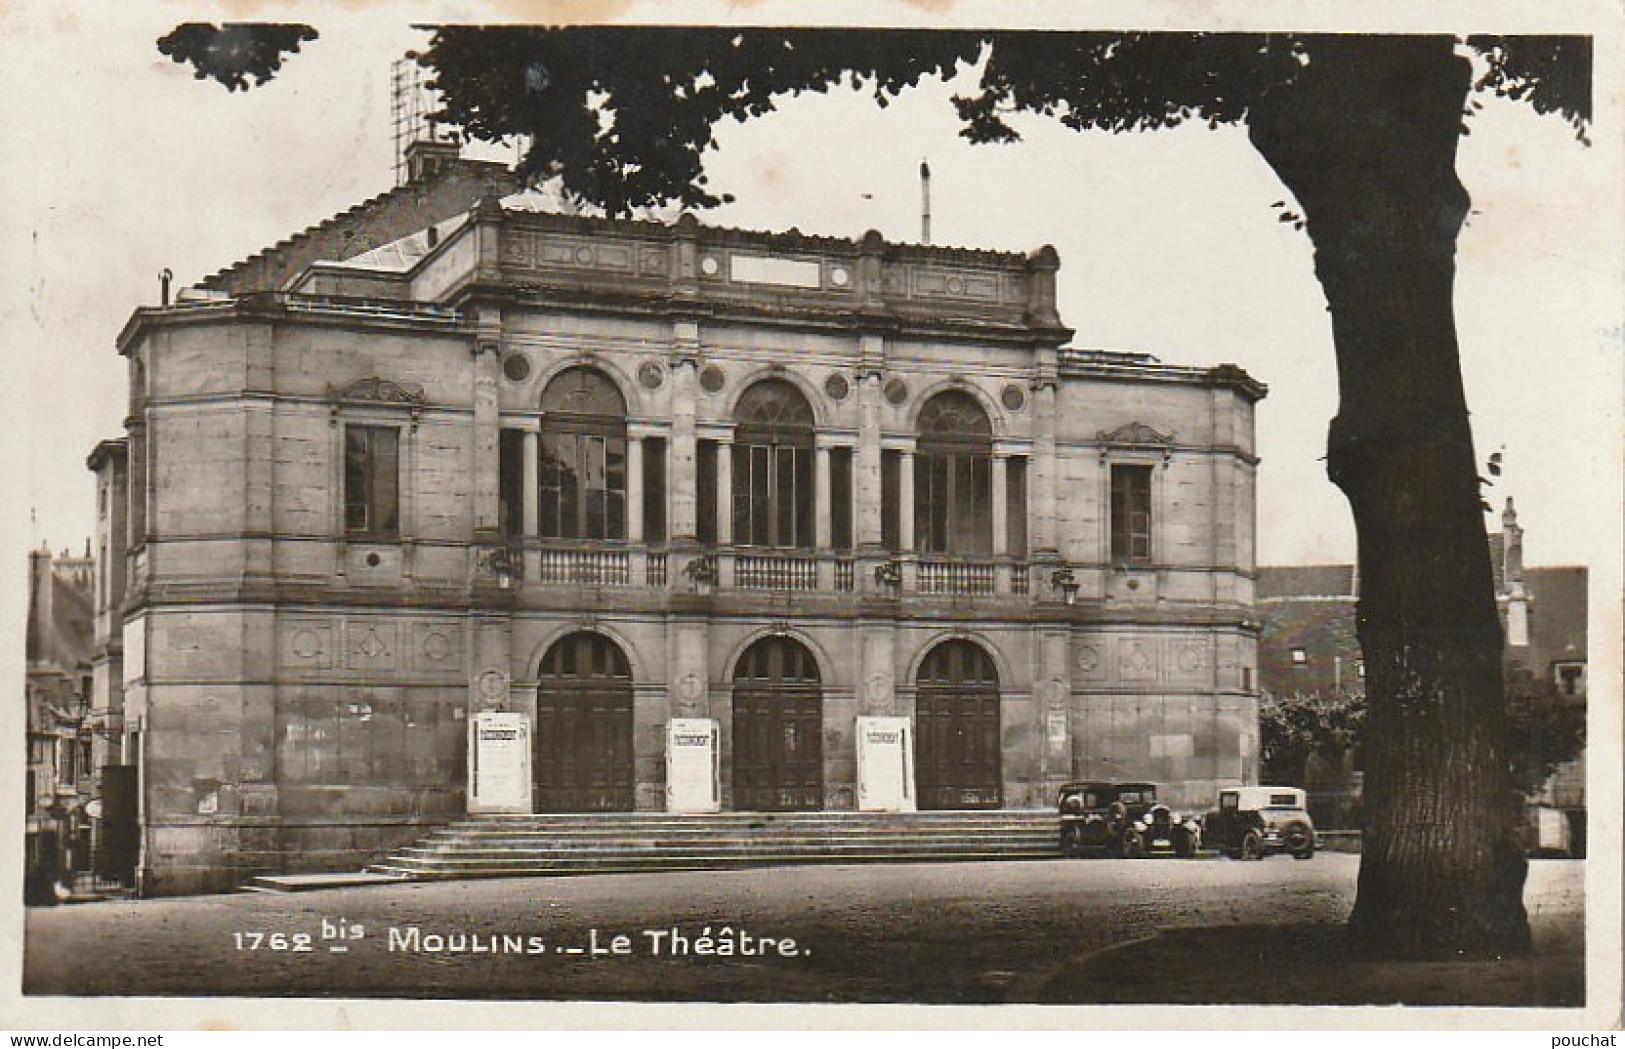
[3,0,1620,1033]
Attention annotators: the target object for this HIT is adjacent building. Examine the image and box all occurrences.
[1256,498,1589,847]
[92,147,1267,894]
[24,544,97,900]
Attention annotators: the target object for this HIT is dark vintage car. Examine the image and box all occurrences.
[1058,781,1199,858]
[1202,786,1316,860]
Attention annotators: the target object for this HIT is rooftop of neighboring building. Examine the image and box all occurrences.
[1256,564,1357,601]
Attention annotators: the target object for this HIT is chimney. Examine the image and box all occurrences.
[404,139,461,184]
[919,160,932,245]
[1502,497,1529,647]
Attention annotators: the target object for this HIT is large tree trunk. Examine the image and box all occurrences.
[1248,37,1530,959]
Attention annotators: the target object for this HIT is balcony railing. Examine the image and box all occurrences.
[515,544,1033,600]
[735,553,819,591]
[916,559,998,595]
[534,547,630,586]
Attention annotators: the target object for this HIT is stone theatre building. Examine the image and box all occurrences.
[92,150,1266,894]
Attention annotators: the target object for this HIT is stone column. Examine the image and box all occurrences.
[470,332,503,534]
[626,435,644,544]
[854,356,884,548]
[991,453,1008,557]
[814,444,832,550]
[717,438,733,546]
[522,430,539,535]
[1031,381,1059,556]
[668,320,700,542]
[898,449,916,552]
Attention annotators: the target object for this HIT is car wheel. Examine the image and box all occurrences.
[1123,829,1147,859]
[1060,826,1085,858]
[1241,830,1266,861]
[1293,843,1315,861]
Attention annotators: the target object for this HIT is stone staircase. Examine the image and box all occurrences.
[366,810,1061,881]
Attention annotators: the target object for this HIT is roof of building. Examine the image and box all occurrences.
[197,158,522,294]
[26,552,94,672]
[1526,564,1588,665]
[1256,565,1357,601]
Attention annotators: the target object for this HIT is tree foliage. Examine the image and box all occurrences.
[1259,688,1365,786]
[1261,666,1585,799]
[157,23,318,92]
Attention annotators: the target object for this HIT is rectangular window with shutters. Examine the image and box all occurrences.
[696,440,717,545]
[1007,456,1028,557]
[830,448,852,551]
[498,429,525,536]
[1110,463,1153,563]
[881,450,901,551]
[344,424,400,538]
[643,437,667,545]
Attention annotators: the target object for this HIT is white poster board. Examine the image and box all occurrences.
[467,711,532,815]
[666,718,720,813]
[856,716,916,813]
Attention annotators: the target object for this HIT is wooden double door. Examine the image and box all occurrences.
[732,636,824,811]
[534,632,635,812]
[915,640,1002,810]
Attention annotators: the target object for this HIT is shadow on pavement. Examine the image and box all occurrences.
[1031,922,1584,1007]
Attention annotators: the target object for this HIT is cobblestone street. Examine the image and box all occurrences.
[22,854,1585,1007]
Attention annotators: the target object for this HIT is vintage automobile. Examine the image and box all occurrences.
[1058,781,1199,858]
[1202,785,1317,860]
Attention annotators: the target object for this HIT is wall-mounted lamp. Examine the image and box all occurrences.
[1051,567,1080,606]
[479,546,520,590]
[874,560,903,595]
[684,556,716,597]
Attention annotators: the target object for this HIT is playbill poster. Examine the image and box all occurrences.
[2,0,1620,1036]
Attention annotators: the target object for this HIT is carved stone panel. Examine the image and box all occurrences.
[283,620,335,672]
[412,622,465,675]
[1118,638,1160,683]
[344,621,397,672]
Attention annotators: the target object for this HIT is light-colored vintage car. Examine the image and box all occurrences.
[1202,786,1316,860]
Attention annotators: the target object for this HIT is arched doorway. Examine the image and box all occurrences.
[732,636,823,811]
[534,632,635,812]
[915,639,1002,809]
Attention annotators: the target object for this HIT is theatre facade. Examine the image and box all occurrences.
[95,185,1266,894]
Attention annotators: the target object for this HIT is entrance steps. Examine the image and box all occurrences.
[367,810,1061,880]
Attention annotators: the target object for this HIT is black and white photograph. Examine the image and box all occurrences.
[4,1,1620,1032]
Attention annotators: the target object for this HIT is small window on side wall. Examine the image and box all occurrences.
[344,424,400,538]
[1109,463,1152,564]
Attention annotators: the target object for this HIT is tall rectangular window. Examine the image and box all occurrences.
[732,441,812,548]
[643,437,667,545]
[830,448,853,551]
[915,451,991,556]
[1006,456,1028,558]
[539,432,626,540]
[881,450,901,551]
[344,425,400,537]
[696,440,717,545]
[1110,464,1153,563]
[498,429,525,536]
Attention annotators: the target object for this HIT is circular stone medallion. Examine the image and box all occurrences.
[502,353,532,382]
[699,365,726,394]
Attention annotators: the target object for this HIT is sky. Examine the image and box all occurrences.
[2,6,1619,576]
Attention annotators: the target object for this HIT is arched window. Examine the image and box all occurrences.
[916,391,993,556]
[539,367,627,541]
[732,379,815,549]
